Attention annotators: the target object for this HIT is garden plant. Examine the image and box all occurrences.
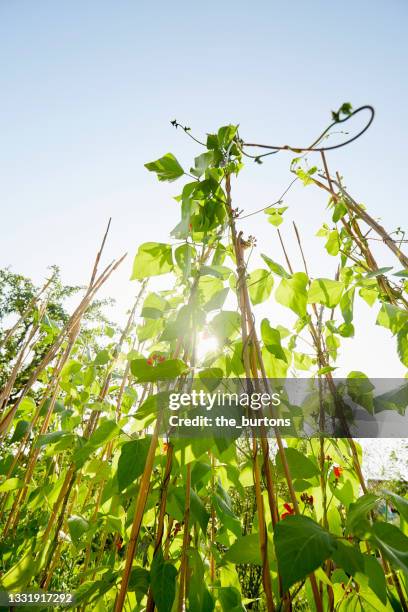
[0,104,407,612]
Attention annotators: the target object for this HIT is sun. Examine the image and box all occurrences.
[196,332,219,362]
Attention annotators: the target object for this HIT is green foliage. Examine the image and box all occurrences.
[131,358,189,382]
[346,494,379,535]
[274,515,337,591]
[224,533,273,565]
[150,551,177,612]
[275,447,319,479]
[261,253,291,278]
[376,303,408,334]
[264,205,288,227]
[0,117,406,612]
[275,272,308,316]
[210,311,241,341]
[307,278,344,308]
[67,514,89,545]
[131,242,174,280]
[145,153,184,182]
[369,522,408,573]
[117,437,151,491]
[261,319,287,362]
[247,269,273,305]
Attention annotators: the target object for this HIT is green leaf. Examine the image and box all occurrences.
[247,269,273,305]
[331,540,364,575]
[187,549,214,612]
[369,522,408,573]
[204,287,229,312]
[141,292,169,319]
[201,265,232,280]
[360,554,387,604]
[0,477,23,492]
[198,276,224,307]
[128,566,150,599]
[261,254,291,278]
[346,372,375,414]
[35,430,73,448]
[261,319,287,362]
[364,267,393,279]
[131,358,189,382]
[10,420,30,443]
[174,243,195,280]
[265,206,288,227]
[94,349,110,365]
[307,278,344,308]
[138,318,163,342]
[73,420,119,468]
[88,419,118,448]
[340,287,355,324]
[346,494,379,535]
[274,515,337,591]
[217,125,238,148]
[191,461,211,487]
[296,166,317,186]
[218,587,245,612]
[262,347,290,378]
[329,479,354,508]
[74,572,117,606]
[332,200,348,222]
[190,151,214,178]
[210,311,241,342]
[135,392,170,423]
[394,269,408,278]
[373,381,408,415]
[294,352,314,370]
[167,487,210,533]
[212,493,241,537]
[338,322,354,337]
[16,396,36,418]
[224,533,273,565]
[317,365,337,375]
[117,437,151,492]
[150,551,177,612]
[160,304,205,342]
[131,242,173,280]
[376,303,408,335]
[145,153,184,182]
[275,272,308,317]
[275,447,319,479]
[325,230,340,256]
[0,548,37,589]
[397,323,408,366]
[67,515,89,545]
[359,286,378,307]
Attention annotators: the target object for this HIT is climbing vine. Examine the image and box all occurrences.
[0,105,407,611]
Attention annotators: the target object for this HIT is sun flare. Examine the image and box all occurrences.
[196,332,219,362]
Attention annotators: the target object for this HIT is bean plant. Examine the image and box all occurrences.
[0,106,407,612]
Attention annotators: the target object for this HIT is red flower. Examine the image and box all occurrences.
[281,502,295,519]
[333,466,343,479]
[146,357,154,366]
[158,355,166,362]
[188,223,193,232]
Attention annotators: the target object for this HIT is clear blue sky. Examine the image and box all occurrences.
[1,0,407,376]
